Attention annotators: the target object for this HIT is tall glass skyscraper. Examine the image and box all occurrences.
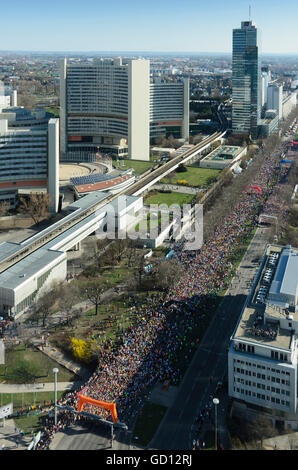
[232,21,261,140]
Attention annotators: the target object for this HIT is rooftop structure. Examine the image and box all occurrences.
[228,245,298,428]
[70,170,135,197]
[0,191,142,318]
[200,145,246,169]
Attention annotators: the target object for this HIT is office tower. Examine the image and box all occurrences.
[150,77,189,141]
[0,108,59,212]
[232,21,261,139]
[267,83,283,120]
[60,57,150,161]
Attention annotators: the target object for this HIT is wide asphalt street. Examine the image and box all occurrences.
[151,227,269,449]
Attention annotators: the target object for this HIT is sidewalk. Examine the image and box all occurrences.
[0,419,32,450]
[0,381,82,394]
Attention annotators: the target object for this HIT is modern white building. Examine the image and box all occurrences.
[267,83,283,120]
[0,108,59,212]
[228,244,298,430]
[0,191,143,318]
[60,57,150,161]
[261,66,271,108]
[0,81,17,109]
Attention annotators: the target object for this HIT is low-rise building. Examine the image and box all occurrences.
[199,145,246,169]
[259,110,279,137]
[228,244,298,430]
[0,192,143,318]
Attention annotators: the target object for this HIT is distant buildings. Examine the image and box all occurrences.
[0,81,17,109]
[232,21,261,140]
[0,107,59,212]
[60,58,189,162]
[228,244,298,430]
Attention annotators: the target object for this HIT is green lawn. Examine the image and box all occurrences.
[0,345,77,384]
[45,106,60,117]
[145,191,195,207]
[0,391,64,412]
[162,166,220,187]
[114,159,154,175]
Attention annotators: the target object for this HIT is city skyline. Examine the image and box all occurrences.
[1,0,298,54]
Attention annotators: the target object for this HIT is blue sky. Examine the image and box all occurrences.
[1,0,298,53]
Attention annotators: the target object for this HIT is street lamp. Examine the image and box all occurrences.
[53,368,59,426]
[213,398,219,450]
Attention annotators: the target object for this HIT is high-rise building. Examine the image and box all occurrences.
[60,58,189,162]
[267,83,283,120]
[232,21,261,139]
[150,77,189,141]
[0,108,59,212]
[261,65,271,108]
[60,57,150,161]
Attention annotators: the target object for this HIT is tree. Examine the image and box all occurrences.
[34,288,57,327]
[0,201,10,217]
[18,193,50,224]
[77,277,105,316]
[57,283,78,325]
[11,360,39,384]
[70,337,92,363]
[153,259,185,291]
[126,239,137,267]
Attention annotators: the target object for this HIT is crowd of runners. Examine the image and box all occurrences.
[38,142,294,449]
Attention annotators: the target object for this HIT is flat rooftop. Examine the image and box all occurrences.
[202,145,244,162]
[234,305,292,350]
[233,244,298,351]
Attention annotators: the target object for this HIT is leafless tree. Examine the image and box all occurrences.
[76,277,106,316]
[0,201,10,217]
[18,193,50,224]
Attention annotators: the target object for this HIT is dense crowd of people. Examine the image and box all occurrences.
[38,143,295,449]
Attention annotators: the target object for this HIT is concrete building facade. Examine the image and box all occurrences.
[0,108,59,212]
[232,21,261,139]
[228,245,298,429]
[60,57,150,161]
[60,58,189,161]
[150,78,189,141]
[267,83,283,120]
[0,81,17,110]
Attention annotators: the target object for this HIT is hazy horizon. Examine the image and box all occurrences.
[1,0,298,55]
